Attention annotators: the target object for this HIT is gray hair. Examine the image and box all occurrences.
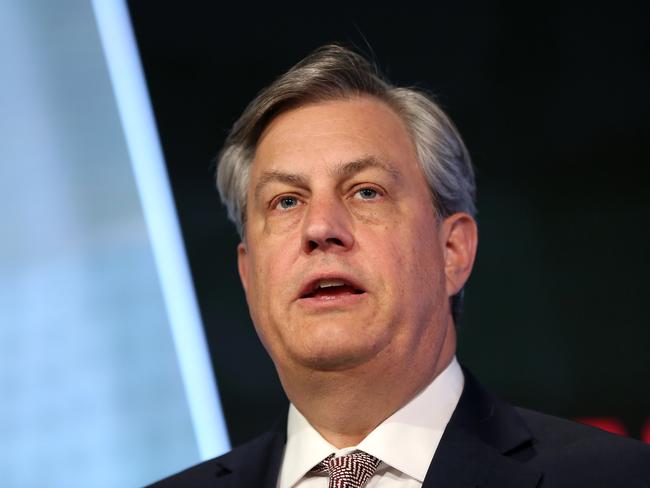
[216,44,476,323]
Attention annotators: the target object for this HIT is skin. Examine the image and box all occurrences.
[238,96,478,448]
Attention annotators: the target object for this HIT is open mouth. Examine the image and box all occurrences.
[300,278,365,299]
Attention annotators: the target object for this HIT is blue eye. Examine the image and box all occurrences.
[277,196,299,209]
[356,188,379,200]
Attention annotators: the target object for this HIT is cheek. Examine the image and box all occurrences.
[350,201,397,225]
[391,215,445,298]
[242,251,271,319]
[262,209,304,236]
[247,247,292,320]
[245,262,278,352]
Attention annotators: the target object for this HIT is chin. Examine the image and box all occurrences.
[297,351,372,372]
[294,336,386,373]
[273,313,391,372]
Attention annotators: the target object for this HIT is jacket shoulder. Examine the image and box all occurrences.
[514,407,650,485]
[146,429,284,487]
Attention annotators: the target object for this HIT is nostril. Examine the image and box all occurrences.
[326,237,344,246]
[307,237,345,252]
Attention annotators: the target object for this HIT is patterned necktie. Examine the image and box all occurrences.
[310,451,381,488]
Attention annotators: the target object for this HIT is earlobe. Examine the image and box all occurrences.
[442,213,478,297]
[237,242,249,294]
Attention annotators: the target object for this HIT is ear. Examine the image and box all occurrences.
[237,242,250,294]
[441,213,478,297]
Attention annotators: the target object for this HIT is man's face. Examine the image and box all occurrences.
[238,97,470,381]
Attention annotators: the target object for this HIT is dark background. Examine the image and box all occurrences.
[128,2,650,446]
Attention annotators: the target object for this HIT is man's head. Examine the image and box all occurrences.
[216,45,478,392]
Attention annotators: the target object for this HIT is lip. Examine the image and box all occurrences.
[296,272,366,301]
[297,291,367,312]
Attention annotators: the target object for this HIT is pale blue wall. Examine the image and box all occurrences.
[0,2,228,486]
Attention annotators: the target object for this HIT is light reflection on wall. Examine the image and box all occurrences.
[0,2,227,486]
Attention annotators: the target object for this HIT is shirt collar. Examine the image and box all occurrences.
[277,357,464,487]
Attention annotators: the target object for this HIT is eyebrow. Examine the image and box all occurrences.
[331,156,401,181]
[254,171,309,202]
[254,155,401,202]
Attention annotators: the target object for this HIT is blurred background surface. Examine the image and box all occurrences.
[0,2,227,486]
[128,0,650,446]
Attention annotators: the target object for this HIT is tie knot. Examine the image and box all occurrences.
[311,451,381,488]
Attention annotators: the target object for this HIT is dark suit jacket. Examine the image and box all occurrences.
[149,370,650,487]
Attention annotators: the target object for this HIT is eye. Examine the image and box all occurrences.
[354,187,381,200]
[274,195,301,210]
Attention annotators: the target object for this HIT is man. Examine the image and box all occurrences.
[152,45,650,487]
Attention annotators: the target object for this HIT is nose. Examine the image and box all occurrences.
[301,196,355,254]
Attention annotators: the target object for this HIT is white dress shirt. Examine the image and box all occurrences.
[277,357,464,488]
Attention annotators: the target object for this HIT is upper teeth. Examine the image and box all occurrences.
[317,279,345,289]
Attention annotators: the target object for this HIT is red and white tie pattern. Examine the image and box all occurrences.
[311,451,381,488]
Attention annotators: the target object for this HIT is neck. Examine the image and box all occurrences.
[279,321,456,448]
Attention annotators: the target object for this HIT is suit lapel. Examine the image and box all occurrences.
[422,369,542,488]
[212,421,286,488]
[210,370,542,487]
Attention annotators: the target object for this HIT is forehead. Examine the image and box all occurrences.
[252,97,420,178]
